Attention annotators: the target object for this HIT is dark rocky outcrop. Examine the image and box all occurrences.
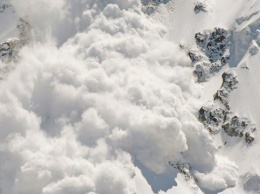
[198,69,256,144]
[221,72,238,91]
[195,28,231,63]
[198,106,227,133]
[169,161,196,182]
[192,28,231,82]
[194,64,207,83]
[194,2,207,14]
[188,50,203,64]
[222,116,249,137]
[0,2,12,13]
[0,39,21,63]
[245,132,255,144]
[213,89,230,109]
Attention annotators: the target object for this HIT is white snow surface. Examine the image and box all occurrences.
[0,0,260,194]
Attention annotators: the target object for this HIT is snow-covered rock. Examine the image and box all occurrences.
[0,38,21,62]
[221,71,238,91]
[195,28,231,63]
[194,2,207,14]
[0,0,260,194]
[198,105,226,133]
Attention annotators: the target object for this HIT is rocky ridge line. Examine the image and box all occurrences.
[195,42,256,144]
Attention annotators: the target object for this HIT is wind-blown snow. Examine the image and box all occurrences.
[0,0,260,194]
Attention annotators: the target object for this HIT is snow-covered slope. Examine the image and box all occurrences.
[147,0,260,193]
[0,0,260,194]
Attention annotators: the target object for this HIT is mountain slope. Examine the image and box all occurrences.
[0,0,259,194]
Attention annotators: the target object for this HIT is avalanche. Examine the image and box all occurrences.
[0,0,259,194]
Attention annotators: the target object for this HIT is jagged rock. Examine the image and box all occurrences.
[192,28,231,82]
[209,62,222,74]
[0,2,11,13]
[222,116,247,137]
[195,28,231,63]
[194,64,207,82]
[214,89,230,109]
[198,107,207,122]
[169,161,195,182]
[0,0,14,13]
[0,39,21,62]
[194,2,207,14]
[199,106,226,132]
[221,72,238,91]
[245,132,254,144]
[188,50,203,63]
[222,116,256,143]
[221,55,230,65]
[195,32,208,48]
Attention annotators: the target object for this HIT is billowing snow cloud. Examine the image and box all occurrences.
[195,155,238,191]
[0,0,239,193]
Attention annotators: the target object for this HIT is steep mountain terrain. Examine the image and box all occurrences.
[0,0,259,194]
[147,0,260,193]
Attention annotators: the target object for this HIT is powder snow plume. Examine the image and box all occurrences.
[1,0,260,194]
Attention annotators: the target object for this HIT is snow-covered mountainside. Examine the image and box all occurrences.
[0,0,259,194]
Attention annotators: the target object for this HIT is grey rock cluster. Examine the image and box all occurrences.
[0,4,31,79]
[198,70,256,144]
[0,17,30,63]
[221,72,238,91]
[222,116,255,142]
[169,161,196,182]
[195,28,231,63]
[0,39,21,63]
[0,3,11,13]
[192,28,231,82]
[199,105,227,133]
[194,2,207,14]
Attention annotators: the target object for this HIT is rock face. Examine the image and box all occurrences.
[245,132,255,144]
[213,71,238,109]
[222,116,253,138]
[194,2,207,14]
[0,39,21,63]
[0,3,11,13]
[194,64,207,83]
[193,40,241,135]
[192,28,231,82]
[199,105,227,133]
[198,68,256,144]
[188,50,203,63]
[214,89,230,109]
[221,72,238,91]
[169,161,196,182]
[0,3,31,79]
[195,28,231,63]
